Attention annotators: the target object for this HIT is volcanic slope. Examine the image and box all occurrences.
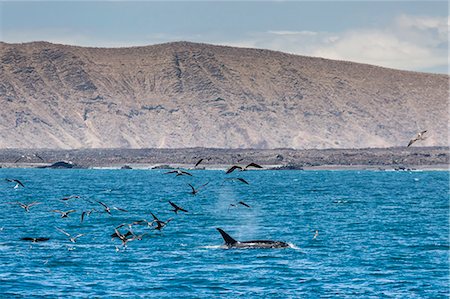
[0,41,447,149]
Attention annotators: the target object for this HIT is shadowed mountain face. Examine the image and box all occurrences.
[0,41,447,149]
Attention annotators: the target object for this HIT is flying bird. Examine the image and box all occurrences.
[52,209,76,218]
[56,227,84,243]
[14,154,44,163]
[150,212,172,231]
[225,163,263,174]
[60,195,81,201]
[169,201,188,214]
[313,230,319,240]
[11,201,41,212]
[229,201,251,209]
[97,201,128,215]
[188,182,209,195]
[407,130,428,147]
[115,220,147,231]
[21,237,50,243]
[164,170,193,177]
[113,228,135,246]
[5,178,25,188]
[111,229,133,240]
[80,209,96,223]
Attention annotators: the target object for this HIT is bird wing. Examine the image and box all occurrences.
[194,159,203,167]
[245,163,263,169]
[180,170,193,176]
[238,201,251,208]
[168,201,178,209]
[14,156,25,163]
[66,210,76,214]
[226,165,242,174]
[113,206,128,212]
[198,182,209,190]
[132,220,146,225]
[164,170,178,174]
[13,180,25,187]
[188,184,196,193]
[114,228,124,239]
[56,227,70,237]
[28,202,41,207]
[407,138,416,147]
[179,207,188,213]
[236,178,250,185]
[34,154,44,162]
[51,210,63,214]
[74,234,84,240]
[81,212,86,222]
[115,223,127,229]
[97,201,108,209]
[150,212,159,221]
[420,130,427,135]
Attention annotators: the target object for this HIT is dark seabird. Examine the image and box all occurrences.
[225,163,263,174]
[113,228,135,246]
[61,195,81,201]
[21,237,50,243]
[56,227,84,243]
[14,154,44,163]
[164,170,193,176]
[12,201,41,212]
[97,201,128,215]
[5,178,25,188]
[150,212,172,231]
[115,220,145,230]
[111,229,133,240]
[169,201,188,214]
[188,182,209,195]
[80,208,96,223]
[52,209,76,218]
[407,130,428,147]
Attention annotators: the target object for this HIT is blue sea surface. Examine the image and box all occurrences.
[0,169,448,298]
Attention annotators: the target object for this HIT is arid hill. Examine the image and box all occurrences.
[0,41,447,149]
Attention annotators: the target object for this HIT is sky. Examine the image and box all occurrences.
[0,1,448,73]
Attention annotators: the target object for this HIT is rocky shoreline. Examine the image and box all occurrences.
[0,147,447,170]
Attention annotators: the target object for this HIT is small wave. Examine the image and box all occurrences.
[288,243,301,250]
[199,245,224,249]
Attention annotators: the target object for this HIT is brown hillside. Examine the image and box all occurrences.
[0,41,447,149]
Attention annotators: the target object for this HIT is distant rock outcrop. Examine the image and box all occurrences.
[0,41,447,149]
[40,161,76,169]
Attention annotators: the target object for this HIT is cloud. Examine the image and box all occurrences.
[219,14,449,73]
[311,29,447,71]
[310,15,448,72]
[267,30,317,36]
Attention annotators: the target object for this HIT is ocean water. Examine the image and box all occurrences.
[0,169,448,298]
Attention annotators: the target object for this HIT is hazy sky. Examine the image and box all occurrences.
[1,1,448,73]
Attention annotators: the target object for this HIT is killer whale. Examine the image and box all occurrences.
[216,228,289,249]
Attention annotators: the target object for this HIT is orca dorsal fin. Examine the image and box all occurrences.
[216,228,237,245]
